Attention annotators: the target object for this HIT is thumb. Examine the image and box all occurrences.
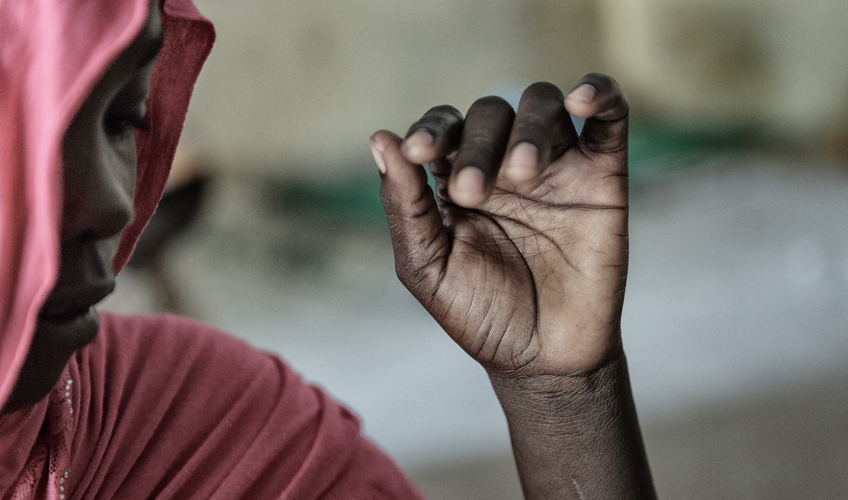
[371,130,450,301]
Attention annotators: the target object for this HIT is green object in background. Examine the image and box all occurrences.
[266,175,387,228]
[266,121,760,227]
[628,120,760,183]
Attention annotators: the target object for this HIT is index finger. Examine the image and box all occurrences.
[564,73,629,155]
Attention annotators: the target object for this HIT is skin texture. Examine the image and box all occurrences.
[372,74,656,498]
[1,2,163,414]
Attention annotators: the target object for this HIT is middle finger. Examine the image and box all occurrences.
[449,96,515,208]
[502,82,577,184]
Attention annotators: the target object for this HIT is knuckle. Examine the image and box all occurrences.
[585,73,625,99]
[407,105,464,140]
[426,104,463,121]
[597,94,630,123]
[511,120,549,146]
[516,84,567,127]
[457,135,497,159]
[513,113,549,134]
[522,81,565,102]
[580,73,630,120]
[584,72,615,86]
[470,95,512,112]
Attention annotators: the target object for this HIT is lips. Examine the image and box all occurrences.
[34,279,114,351]
[38,279,115,322]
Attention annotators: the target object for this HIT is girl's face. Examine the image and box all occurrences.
[2,0,163,414]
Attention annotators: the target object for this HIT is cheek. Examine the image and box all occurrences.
[96,231,124,268]
[92,126,138,210]
[60,120,138,243]
[110,133,138,202]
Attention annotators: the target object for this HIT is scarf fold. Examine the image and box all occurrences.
[0,0,214,412]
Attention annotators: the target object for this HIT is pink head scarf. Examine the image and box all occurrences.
[0,0,214,408]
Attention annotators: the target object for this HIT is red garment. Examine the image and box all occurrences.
[1,0,426,497]
[4,314,426,498]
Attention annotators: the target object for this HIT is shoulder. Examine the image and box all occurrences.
[95,312,260,360]
[68,313,424,499]
[93,312,279,378]
[81,312,289,412]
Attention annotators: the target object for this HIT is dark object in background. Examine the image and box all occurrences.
[826,122,848,164]
[127,175,208,314]
[128,176,208,267]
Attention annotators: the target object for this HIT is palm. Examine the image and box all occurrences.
[375,76,630,378]
[426,148,628,376]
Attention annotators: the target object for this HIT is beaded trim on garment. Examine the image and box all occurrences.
[9,371,74,500]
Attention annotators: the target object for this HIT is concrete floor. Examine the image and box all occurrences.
[102,154,848,498]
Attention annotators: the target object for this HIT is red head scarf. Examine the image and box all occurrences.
[0,0,214,408]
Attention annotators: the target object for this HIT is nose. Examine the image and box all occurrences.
[60,135,136,244]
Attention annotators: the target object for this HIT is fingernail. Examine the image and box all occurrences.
[453,166,486,206]
[567,84,596,103]
[371,141,387,174]
[507,143,539,182]
[402,130,434,161]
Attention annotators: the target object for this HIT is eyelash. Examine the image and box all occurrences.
[104,114,149,138]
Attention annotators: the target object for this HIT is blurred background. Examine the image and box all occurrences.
[103,0,848,498]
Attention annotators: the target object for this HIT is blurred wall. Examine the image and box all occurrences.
[598,0,848,137]
[186,0,848,179]
[186,0,600,179]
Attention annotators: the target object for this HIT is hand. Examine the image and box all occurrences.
[372,75,655,498]
[371,74,629,377]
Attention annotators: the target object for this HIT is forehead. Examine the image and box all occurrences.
[85,0,164,91]
[67,1,164,124]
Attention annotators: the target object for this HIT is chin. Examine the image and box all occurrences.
[1,309,99,414]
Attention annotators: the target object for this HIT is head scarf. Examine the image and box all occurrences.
[0,7,428,500]
[0,0,214,408]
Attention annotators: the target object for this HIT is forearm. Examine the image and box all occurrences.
[489,353,656,499]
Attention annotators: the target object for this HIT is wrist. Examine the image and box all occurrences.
[487,351,628,427]
[488,352,656,499]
